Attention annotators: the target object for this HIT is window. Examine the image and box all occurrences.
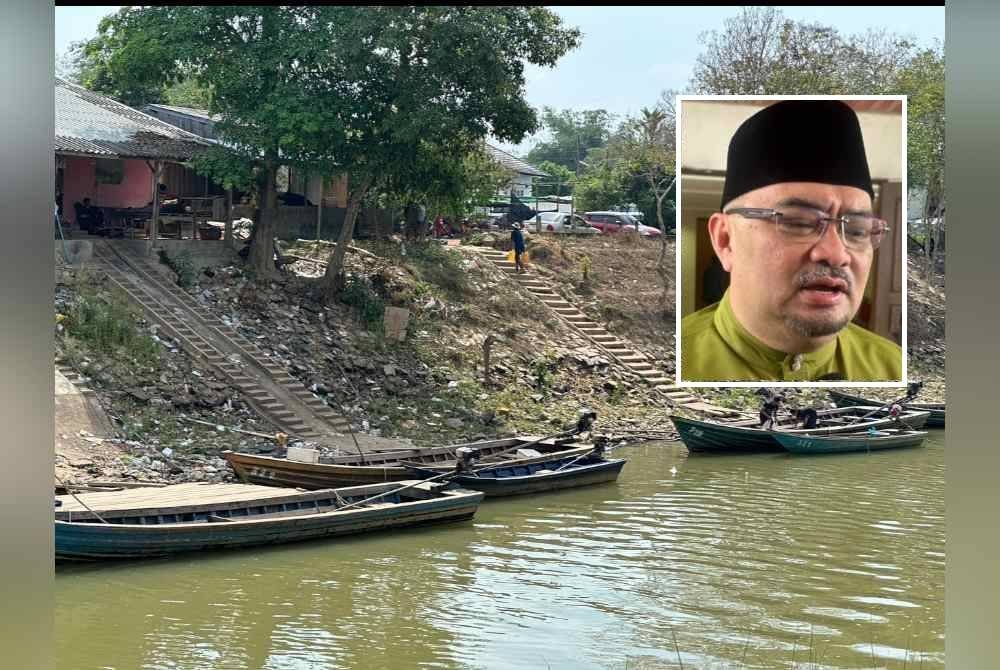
[95,158,124,185]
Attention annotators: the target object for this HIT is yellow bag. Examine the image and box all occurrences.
[506,249,529,264]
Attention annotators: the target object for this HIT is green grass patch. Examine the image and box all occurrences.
[60,280,161,369]
[359,240,471,298]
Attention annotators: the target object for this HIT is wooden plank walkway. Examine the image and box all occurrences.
[55,482,311,514]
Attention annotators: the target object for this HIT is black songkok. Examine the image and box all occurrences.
[720,100,875,210]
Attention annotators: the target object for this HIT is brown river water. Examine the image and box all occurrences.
[55,433,944,669]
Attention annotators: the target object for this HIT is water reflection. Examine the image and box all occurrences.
[57,434,944,669]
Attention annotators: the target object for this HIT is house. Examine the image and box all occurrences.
[55,77,215,237]
[143,103,351,209]
[484,143,549,200]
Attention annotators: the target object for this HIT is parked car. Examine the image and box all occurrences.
[583,211,663,238]
[531,212,601,235]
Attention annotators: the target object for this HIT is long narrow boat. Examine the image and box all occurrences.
[54,481,484,561]
[405,452,626,497]
[671,406,931,454]
[828,389,946,427]
[774,428,929,455]
[224,436,593,489]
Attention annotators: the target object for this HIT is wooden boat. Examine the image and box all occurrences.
[774,428,929,454]
[54,481,484,561]
[828,389,946,427]
[671,406,931,454]
[223,436,593,489]
[405,451,626,497]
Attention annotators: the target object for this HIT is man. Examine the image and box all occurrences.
[74,197,104,233]
[510,222,527,273]
[681,100,903,382]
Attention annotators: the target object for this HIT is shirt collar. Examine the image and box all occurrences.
[713,290,839,377]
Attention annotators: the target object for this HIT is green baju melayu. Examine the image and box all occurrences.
[681,290,903,382]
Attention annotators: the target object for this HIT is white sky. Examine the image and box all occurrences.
[56,6,945,155]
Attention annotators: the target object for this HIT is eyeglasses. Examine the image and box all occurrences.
[723,206,890,251]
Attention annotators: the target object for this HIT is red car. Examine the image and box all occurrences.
[583,211,662,238]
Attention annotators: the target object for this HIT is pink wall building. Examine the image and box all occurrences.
[62,157,154,224]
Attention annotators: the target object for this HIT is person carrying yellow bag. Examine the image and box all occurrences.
[509,222,528,272]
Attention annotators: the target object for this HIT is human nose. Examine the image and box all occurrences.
[808,219,852,266]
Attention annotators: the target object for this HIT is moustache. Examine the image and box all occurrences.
[794,265,853,292]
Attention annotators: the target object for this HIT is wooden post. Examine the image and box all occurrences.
[316,200,322,241]
[149,160,163,253]
[224,187,233,242]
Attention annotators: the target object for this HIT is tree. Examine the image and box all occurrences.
[618,95,677,261]
[690,8,919,96]
[76,7,579,284]
[305,7,580,293]
[572,163,629,213]
[532,161,575,198]
[524,108,616,171]
[896,45,945,273]
[380,139,516,227]
[690,7,945,282]
[689,7,786,95]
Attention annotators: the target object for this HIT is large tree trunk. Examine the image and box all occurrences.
[248,162,279,278]
[323,174,374,296]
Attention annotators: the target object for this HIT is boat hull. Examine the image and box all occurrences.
[55,483,483,561]
[774,430,929,454]
[224,443,593,489]
[828,390,946,427]
[408,457,626,497]
[672,407,931,454]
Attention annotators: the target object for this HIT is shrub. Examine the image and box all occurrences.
[158,249,197,288]
[339,276,385,333]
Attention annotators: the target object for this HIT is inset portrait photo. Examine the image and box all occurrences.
[676,96,906,385]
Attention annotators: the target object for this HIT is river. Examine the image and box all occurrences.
[56,433,944,669]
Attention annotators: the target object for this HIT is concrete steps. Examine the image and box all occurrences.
[477,247,741,418]
[92,243,355,443]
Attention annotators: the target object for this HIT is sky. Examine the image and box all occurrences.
[55,5,945,155]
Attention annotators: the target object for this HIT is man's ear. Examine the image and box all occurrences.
[707,212,734,272]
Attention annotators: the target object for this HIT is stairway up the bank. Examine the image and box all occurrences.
[477,247,740,418]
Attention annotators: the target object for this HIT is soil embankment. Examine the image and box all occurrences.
[54,234,945,485]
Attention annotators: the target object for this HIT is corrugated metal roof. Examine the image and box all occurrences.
[55,78,212,160]
[485,143,548,177]
[144,104,220,122]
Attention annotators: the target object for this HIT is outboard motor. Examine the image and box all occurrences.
[454,447,480,474]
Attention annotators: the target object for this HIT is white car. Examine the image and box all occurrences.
[530,212,601,235]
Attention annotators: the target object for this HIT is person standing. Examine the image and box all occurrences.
[511,222,526,273]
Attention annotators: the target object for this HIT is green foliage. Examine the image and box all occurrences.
[896,46,945,191]
[579,255,592,282]
[158,249,196,289]
[339,277,386,332]
[533,161,576,197]
[162,77,212,109]
[689,8,919,96]
[76,7,581,284]
[61,285,160,368]
[525,108,616,171]
[573,163,630,212]
[393,141,516,218]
